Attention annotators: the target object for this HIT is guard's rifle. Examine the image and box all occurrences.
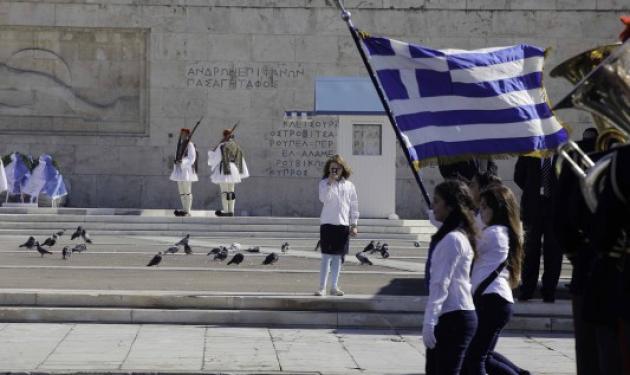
[175,116,203,163]
[212,121,240,151]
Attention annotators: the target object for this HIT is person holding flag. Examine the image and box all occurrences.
[170,128,198,217]
[423,180,478,375]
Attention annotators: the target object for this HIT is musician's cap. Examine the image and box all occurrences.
[180,128,191,134]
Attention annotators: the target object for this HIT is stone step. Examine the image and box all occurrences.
[0,229,430,241]
[0,221,433,234]
[0,289,573,332]
[0,306,572,332]
[0,209,436,241]
[0,208,431,227]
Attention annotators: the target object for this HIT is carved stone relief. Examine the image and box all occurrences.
[0,26,148,135]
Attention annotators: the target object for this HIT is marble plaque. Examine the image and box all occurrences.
[0,26,148,135]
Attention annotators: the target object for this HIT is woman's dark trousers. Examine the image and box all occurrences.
[426,310,478,375]
[464,294,513,375]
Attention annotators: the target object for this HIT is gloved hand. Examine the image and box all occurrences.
[422,323,436,349]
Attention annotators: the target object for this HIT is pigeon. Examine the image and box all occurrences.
[208,247,223,255]
[71,226,83,240]
[214,249,228,261]
[71,244,87,253]
[363,241,376,253]
[369,241,382,255]
[62,246,71,260]
[52,233,59,240]
[227,253,244,265]
[184,244,193,255]
[413,241,421,247]
[147,252,163,267]
[314,240,321,252]
[363,241,382,254]
[164,246,180,255]
[245,246,260,253]
[262,252,279,265]
[19,236,36,249]
[81,229,93,244]
[380,243,390,258]
[280,242,290,253]
[41,236,56,247]
[356,252,373,265]
[175,234,190,246]
[229,242,241,252]
[56,229,66,237]
[36,242,52,257]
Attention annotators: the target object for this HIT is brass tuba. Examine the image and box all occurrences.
[551,40,630,212]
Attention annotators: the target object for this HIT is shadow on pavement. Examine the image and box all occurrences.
[375,277,426,296]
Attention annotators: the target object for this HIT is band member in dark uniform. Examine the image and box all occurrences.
[514,154,563,302]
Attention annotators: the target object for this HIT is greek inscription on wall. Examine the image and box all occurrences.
[185,63,304,90]
[267,116,338,178]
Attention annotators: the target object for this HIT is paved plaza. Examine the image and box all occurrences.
[0,323,575,375]
[0,222,577,373]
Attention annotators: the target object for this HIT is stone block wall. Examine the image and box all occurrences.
[0,0,627,217]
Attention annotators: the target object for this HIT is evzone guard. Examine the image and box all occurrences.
[170,127,199,217]
[207,127,249,217]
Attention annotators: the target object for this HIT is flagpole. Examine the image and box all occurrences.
[334,0,432,208]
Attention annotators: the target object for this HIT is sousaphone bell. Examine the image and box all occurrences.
[551,40,630,212]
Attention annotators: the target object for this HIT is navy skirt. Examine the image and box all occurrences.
[320,224,350,255]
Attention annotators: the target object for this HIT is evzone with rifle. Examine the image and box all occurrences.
[170,123,200,217]
[207,124,249,217]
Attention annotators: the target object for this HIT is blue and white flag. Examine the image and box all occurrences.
[360,35,568,167]
[4,153,31,195]
[22,154,67,199]
[0,159,7,193]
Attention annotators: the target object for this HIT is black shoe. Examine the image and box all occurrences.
[174,210,184,217]
[518,292,533,302]
[215,210,227,217]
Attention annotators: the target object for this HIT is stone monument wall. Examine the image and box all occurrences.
[0,0,626,217]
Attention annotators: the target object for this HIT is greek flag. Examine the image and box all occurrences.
[360,35,568,166]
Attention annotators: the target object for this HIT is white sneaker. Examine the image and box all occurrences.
[330,288,344,296]
[314,289,326,296]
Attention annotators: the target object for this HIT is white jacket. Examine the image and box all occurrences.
[423,231,475,327]
[169,142,199,182]
[471,225,514,303]
[319,178,359,226]
[207,143,249,184]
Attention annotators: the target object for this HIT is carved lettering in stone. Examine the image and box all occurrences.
[185,62,304,90]
[267,115,338,178]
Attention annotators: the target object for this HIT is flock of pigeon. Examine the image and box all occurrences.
[353,240,391,266]
[18,231,423,267]
[312,239,417,266]
[145,238,290,267]
[18,226,92,259]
